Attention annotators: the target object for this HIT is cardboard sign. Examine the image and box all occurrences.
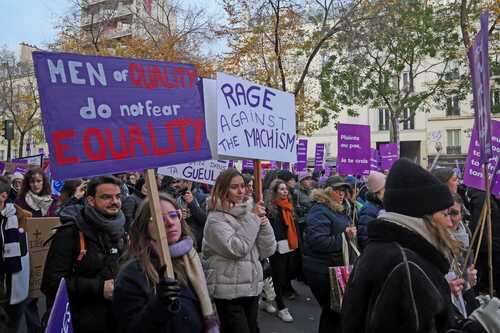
[468,12,492,164]
[463,120,500,195]
[337,124,371,176]
[45,278,74,333]
[380,143,399,172]
[32,51,211,180]
[158,160,229,185]
[26,217,61,298]
[216,73,296,162]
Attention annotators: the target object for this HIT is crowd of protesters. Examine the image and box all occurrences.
[1,159,499,333]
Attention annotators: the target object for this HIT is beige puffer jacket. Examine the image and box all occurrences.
[202,201,276,300]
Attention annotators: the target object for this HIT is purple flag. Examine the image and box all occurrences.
[33,51,211,180]
[370,148,380,171]
[380,143,399,171]
[468,12,492,164]
[463,120,500,195]
[314,144,325,172]
[296,139,308,172]
[337,124,371,176]
[46,278,74,333]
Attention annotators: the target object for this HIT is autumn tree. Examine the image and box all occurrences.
[220,0,368,135]
[319,0,466,146]
[0,48,43,159]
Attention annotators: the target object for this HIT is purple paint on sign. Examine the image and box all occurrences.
[314,144,325,172]
[337,124,371,176]
[468,12,492,164]
[380,143,399,171]
[242,160,254,170]
[32,51,211,180]
[296,139,308,172]
[46,278,74,333]
[370,148,380,171]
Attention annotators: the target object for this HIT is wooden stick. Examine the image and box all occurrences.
[462,195,488,278]
[253,159,263,202]
[144,169,174,278]
[484,163,494,296]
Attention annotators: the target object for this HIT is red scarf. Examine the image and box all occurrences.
[274,198,298,250]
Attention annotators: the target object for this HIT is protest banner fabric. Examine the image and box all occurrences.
[45,278,74,333]
[296,139,308,172]
[282,162,290,170]
[158,160,229,185]
[216,73,296,162]
[336,124,371,176]
[468,12,492,164]
[242,160,254,170]
[314,144,325,172]
[463,120,500,195]
[26,217,61,298]
[380,143,399,171]
[33,51,211,180]
[370,148,380,171]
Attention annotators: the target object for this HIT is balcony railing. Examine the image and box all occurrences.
[446,146,461,155]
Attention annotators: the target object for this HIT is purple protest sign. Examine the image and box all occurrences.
[463,120,500,195]
[370,148,380,171]
[46,278,74,333]
[242,160,254,170]
[282,162,290,170]
[337,124,371,176]
[380,143,399,172]
[314,144,325,172]
[270,161,278,169]
[296,139,308,172]
[33,51,211,180]
[228,160,234,168]
[468,12,492,164]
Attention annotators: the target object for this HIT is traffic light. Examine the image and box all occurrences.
[4,120,14,140]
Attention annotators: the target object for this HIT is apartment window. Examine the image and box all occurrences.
[445,60,460,81]
[446,129,461,154]
[493,89,500,114]
[378,108,390,131]
[325,143,332,157]
[402,108,415,130]
[402,72,413,92]
[446,95,460,116]
[0,151,4,161]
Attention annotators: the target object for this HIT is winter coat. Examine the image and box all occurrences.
[268,206,289,243]
[113,260,203,333]
[468,188,500,254]
[202,202,276,300]
[15,195,57,217]
[122,192,145,231]
[341,213,481,333]
[41,205,125,333]
[293,185,312,225]
[177,196,207,252]
[357,194,383,250]
[303,191,351,274]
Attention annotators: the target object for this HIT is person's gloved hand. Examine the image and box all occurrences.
[469,296,500,333]
[157,266,181,313]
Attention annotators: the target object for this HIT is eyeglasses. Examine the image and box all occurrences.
[449,209,461,217]
[162,209,182,222]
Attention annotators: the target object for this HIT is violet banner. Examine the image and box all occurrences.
[336,124,371,176]
[380,143,399,172]
[463,120,500,195]
[468,12,492,164]
[46,278,74,333]
[296,139,308,172]
[242,160,254,170]
[33,51,211,180]
[314,144,325,172]
[370,148,380,171]
[282,162,290,170]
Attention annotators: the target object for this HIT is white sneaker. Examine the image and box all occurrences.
[259,300,277,313]
[277,308,294,323]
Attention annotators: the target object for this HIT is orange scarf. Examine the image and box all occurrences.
[274,198,298,250]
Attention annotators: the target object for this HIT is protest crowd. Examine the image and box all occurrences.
[1,157,500,333]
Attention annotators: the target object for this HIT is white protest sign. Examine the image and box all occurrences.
[158,160,229,185]
[216,73,297,162]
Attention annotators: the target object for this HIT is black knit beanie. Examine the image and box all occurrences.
[431,167,455,184]
[383,158,453,218]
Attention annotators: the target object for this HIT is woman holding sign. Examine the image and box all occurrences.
[202,169,276,333]
[113,193,219,333]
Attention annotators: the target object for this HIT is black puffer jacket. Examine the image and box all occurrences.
[113,259,204,333]
[41,205,125,333]
[342,216,485,333]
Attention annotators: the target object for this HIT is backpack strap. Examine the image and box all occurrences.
[76,231,87,262]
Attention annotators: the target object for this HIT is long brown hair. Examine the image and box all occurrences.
[127,193,193,286]
[210,168,243,210]
[266,179,289,217]
[20,167,51,197]
[424,215,461,258]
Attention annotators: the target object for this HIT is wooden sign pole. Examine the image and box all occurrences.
[144,169,174,278]
[253,159,263,202]
[483,163,494,297]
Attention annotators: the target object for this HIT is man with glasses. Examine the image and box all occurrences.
[42,176,126,333]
